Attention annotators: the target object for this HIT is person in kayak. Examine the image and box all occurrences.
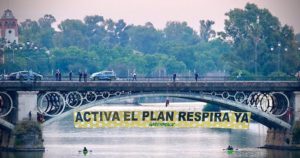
[83,147,88,155]
[226,145,233,150]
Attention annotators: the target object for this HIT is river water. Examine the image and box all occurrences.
[1,103,300,158]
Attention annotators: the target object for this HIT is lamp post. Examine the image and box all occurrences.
[254,16,260,76]
[5,42,20,64]
[270,42,288,73]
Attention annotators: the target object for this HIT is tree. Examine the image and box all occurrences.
[224,3,300,76]
[84,15,106,48]
[199,20,216,42]
[84,15,104,26]
[115,19,129,46]
[19,19,40,43]
[55,19,88,48]
[38,14,56,48]
[126,23,163,53]
[38,14,56,28]
[163,21,199,45]
[50,46,98,73]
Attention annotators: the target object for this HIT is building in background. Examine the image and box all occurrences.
[0,9,18,45]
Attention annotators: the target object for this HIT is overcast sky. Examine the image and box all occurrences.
[1,0,300,33]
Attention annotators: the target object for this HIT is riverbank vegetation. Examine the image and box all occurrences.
[14,120,43,148]
[1,3,299,78]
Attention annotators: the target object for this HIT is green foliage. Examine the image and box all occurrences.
[224,3,300,76]
[1,3,299,78]
[199,20,216,42]
[14,120,42,146]
[126,23,163,53]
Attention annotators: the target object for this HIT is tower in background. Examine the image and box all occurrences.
[0,9,18,46]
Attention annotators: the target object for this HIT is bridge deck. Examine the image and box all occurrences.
[1,81,299,91]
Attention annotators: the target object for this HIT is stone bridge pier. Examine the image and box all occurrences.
[17,91,38,121]
[0,91,43,151]
[264,91,300,149]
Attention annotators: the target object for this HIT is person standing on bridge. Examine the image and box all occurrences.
[172,73,176,82]
[79,70,82,82]
[132,72,137,81]
[58,70,62,81]
[165,98,170,107]
[83,71,88,82]
[69,71,73,81]
[195,72,199,82]
[55,70,59,81]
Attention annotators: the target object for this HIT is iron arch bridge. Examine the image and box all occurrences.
[1,81,299,130]
[32,90,292,129]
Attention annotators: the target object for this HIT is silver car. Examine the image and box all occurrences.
[90,71,117,81]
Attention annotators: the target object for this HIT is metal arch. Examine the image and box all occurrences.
[234,91,246,103]
[0,92,14,117]
[270,92,290,117]
[221,91,230,99]
[84,91,97,103]
[38,92,66,117]
[38,90,291,129]
[40,90,291,118]
[66,91,83,108]
[42,92,291,129]
[100,91,111,99]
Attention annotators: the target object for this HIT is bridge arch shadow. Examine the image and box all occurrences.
[42,92,291,129]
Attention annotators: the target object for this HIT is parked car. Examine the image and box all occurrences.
[7,71,43,81]
[90,70,116,81]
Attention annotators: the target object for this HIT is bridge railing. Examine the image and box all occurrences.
[3,75,296,82]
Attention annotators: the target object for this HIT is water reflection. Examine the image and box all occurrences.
[1,105,300,158]
[265,149,300,158]
[0,152,43,158]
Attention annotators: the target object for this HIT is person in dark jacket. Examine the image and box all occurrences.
[79,71,82,81]
[195,73,199,82]
[172,73,176,82]
[83,71,87,82]
[69,71,72,81]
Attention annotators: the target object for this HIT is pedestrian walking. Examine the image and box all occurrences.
[172,73,176,82]
[69,71,73,81]
[132,72,137,81]
[195,73,199,82]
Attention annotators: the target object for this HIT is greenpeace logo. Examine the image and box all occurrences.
[149,122,175,127]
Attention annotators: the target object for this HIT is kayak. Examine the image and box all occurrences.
[226,149,235,154]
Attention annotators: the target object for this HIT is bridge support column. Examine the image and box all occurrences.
[263,91,300,150]
[7,91,45,151]
[294,92,300,123]
[17,91,38,121]
[264,129,292,148]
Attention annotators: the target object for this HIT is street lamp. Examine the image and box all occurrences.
[253,16,260,76]
[277,42,281,73]
[270,42,288,73]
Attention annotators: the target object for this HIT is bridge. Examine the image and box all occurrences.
[0,80,300,150]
